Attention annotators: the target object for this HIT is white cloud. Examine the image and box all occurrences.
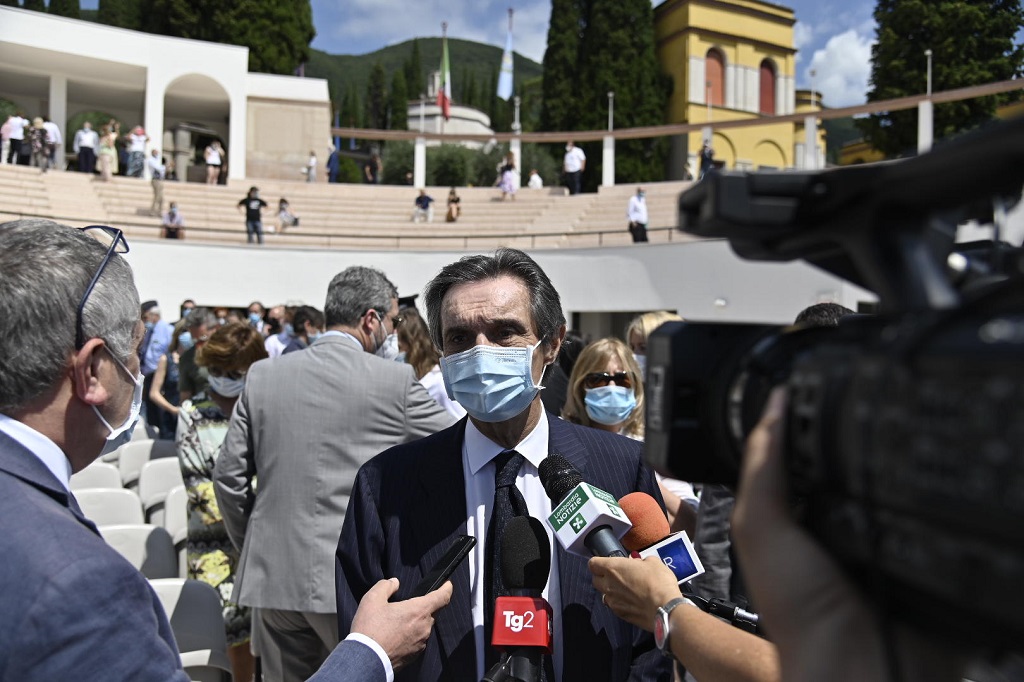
[807,29,874,107]
[794,21,813,53]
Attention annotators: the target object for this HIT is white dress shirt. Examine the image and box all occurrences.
[463,413,563,681]
[0,413,72,491]
[74,128,99,151]
[627,195,648,225]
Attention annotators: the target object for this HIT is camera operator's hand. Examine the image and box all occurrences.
[734,389,963,682]
[590,556,780,682]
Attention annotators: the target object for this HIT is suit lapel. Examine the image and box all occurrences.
[546,416,600,659]
[412,418,476,675]
[0,430,98,534]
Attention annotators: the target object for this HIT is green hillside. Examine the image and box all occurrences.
[307,37,543,110]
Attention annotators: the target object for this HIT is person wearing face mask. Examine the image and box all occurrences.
[282,305,325,354]
[561,338,698,537]
[337,248,671,682]
[139,299,175,437]
[624,309,685,378]
[213,265,454,682]
[0,219,191,679]
[627,186,649,243]
[175,322,268,682]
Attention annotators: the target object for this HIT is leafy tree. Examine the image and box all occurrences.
[431,144,471,187]
[144,0,315,75]
[381,139,414,184]
[22,0,45,9]
[97,0,140,28]
[390,69,409,131]
[0,0,20,8]
[540,0,670,189]
[861,0,1024,157]
[49,0,80,17]
[404,39,424,98]
[366,62,388,130]
[540,0,584,133]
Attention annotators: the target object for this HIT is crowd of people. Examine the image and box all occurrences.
[0,215,974,682]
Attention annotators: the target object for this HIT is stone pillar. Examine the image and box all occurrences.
[803,115,818,170]
[144,71,165,180]
[918,100,933,154]
[228,95,246,180]
[602,135,615,187]
[414,136,426,188]
[48,74,68,170]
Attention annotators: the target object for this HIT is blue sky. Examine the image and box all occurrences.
[308,0,879,107]
[76,0,878,106]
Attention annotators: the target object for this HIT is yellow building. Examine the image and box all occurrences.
[654,0,824,174]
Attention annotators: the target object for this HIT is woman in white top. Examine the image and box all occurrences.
[562,337,698,536]
[204,140,223,185]
[396,308,466,419]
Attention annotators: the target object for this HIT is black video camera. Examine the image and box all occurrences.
[644,116,1024,652]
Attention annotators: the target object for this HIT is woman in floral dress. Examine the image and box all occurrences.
[176,323,267,682]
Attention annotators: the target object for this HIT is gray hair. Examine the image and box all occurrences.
[424,248,565,352]
[0,219,139,413]
[323,266,398,328]
[186,307,218,331]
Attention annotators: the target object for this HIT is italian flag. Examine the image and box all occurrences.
[438,29,452,121]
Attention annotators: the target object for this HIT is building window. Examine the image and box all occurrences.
[706,49,725,107]
[759,59,776,115]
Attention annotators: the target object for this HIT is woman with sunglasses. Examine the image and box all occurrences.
[175,322,267,682]
[562,337,697,535]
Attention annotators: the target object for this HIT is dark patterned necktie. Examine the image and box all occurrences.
[484,449,528,669]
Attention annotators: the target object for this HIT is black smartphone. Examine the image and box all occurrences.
[409,535,476,598]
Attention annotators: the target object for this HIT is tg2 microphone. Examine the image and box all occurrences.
[538,454,631,558]
[484,516,553,682]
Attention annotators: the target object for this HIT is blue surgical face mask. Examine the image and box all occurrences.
[93,347,144,454]
[284,323,294,337]
[373,312,401,361]
[394,351,407,364]
[209,373,246,399]
[307,331,321,344]
[144,320,154,332]
[440,340,545,422]
[248,312,262,326]
[584,385,637,426]
[178,331,194,353]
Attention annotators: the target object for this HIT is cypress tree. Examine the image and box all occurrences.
[540,0,585,133]
[23,0,46,9]
[390,69,409,131]
[97,0,141,28]
[49,0,80,17]
[405,39,424,98]
[0,0,20,7]
[860,0,1024,156]
[366,62,388,130]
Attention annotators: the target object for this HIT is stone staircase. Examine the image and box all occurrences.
[0,163,698,250]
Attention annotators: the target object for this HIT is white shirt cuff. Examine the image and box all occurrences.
[345,632,395,682]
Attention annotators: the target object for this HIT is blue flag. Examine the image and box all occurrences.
[497,28,514,100]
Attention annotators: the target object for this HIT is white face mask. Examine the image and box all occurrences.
[373,311,401,361]
[633,352,647,376]
[209,373,246,399]
[93,347,144,453]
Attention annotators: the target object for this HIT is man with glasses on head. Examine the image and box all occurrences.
[214,265,455,682]
[0,219,191,679]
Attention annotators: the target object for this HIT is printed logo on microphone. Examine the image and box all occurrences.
[550,487,590,530]
[638,531,705,584]
[503,610,535,633]
[569,513,587,533]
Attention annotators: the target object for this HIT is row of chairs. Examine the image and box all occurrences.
[92,437,177,491]
[73,456,183,525]
[150,578,233,682]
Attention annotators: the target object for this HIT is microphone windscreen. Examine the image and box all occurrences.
[618,492,670,552]
[538,454,582,503]
[500,516,552,591]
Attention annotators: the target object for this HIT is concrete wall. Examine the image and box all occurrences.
[123,239,872,329]
[246,98,332,181]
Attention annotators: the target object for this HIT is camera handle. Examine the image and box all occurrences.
[680,585,762,635]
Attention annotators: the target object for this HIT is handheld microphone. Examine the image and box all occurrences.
[485,516,553,682]
[618,492,705,584]
[538,455,631,558]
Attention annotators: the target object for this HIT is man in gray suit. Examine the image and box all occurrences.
[214,265,455,682]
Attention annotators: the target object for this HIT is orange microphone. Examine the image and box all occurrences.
[618,491,670,553]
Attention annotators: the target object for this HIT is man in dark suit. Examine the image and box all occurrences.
[336,248,671,681]
[0,219,190,680]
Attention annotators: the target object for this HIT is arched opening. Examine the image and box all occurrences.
[759,59,776,115]
[705,49,725,107]
[164,74,230,183]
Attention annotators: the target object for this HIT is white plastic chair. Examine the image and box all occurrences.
[70,461,122,491]
[138,458,185,526]
[119,439,177,490]
[75,488,144,525]
[149,578,232,682]
[98,524,178,579]
[163,484,189,578]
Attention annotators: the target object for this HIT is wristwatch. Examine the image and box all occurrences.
[654,597,687,658]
